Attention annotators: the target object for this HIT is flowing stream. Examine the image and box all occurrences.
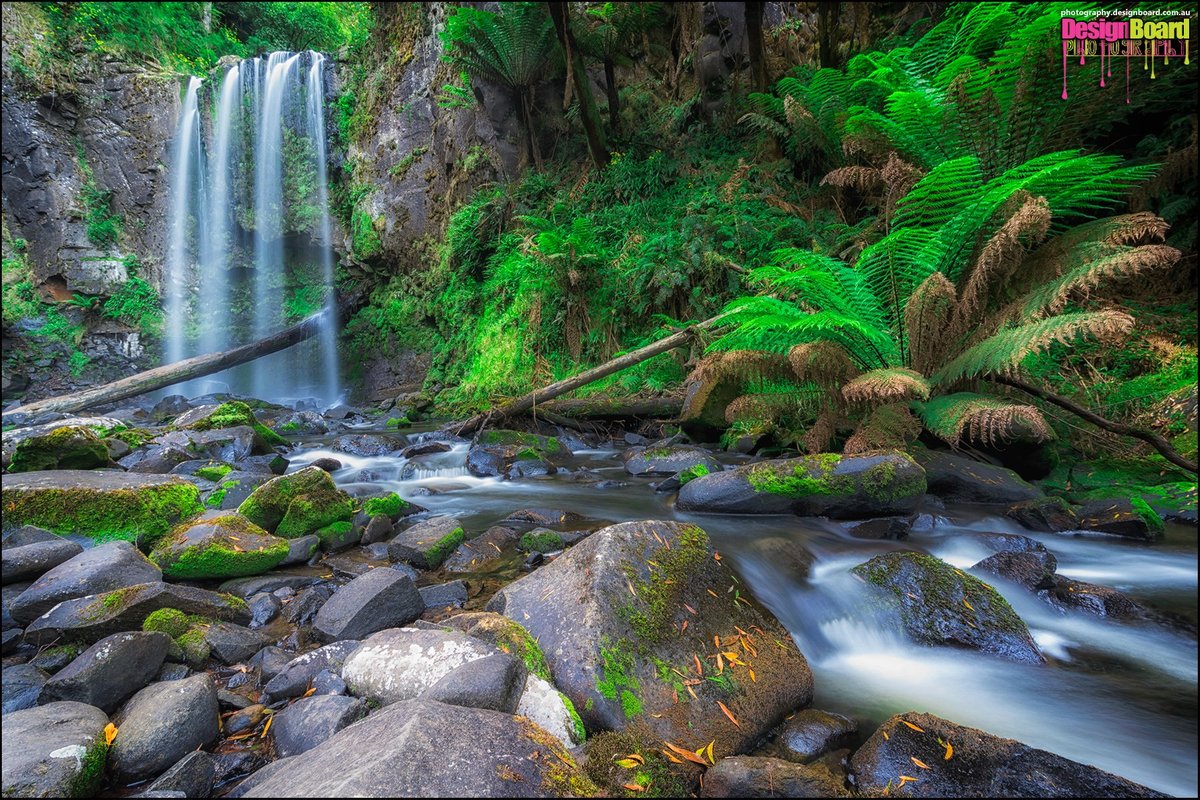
[283,432,1198,797]
[162,52,340,404]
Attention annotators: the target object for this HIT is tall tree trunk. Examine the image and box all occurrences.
[518,89,542,170]
[818,1,840,69]
[745,1,767,92]
[548,2,609,168]
[201,1,212,33]
[604,57,620,133]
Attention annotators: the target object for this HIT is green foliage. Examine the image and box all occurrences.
[103,277,163,337]
[216,2,371,55]
[282,284,327,323]
[436,72,475,109]
[440,3,556,94]
[361,493,409,518]
[68,350,91,376]
[75,146,123,247]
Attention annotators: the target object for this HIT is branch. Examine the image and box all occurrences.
[990,375,1197,474]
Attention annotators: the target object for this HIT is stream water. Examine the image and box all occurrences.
[279,430,1198,797]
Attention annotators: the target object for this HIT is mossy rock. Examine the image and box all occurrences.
[149,514,289,580]
[677,452,926,518]
[441,611,553,683]
[7,426,111,473]
[315,520,360,552]
[1040,458,1197,523]
[175,400,287,446]
[486,520,813,756]
[519,528,564,554]
[467,429,566,478]
[851,551,1043,663]
[237,466,354,539]
[476,429,564,453]
[1,471,203,549]
[360,492,415,520]
[387,516,466,570]
[623,445,720,477]
[1076,497,1166,541]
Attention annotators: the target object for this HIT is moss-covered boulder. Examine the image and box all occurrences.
[1040,459,1197,524]
[486,520,813,756]
[6,426,112,473]
[623,445,721,477]
[2,471,203,549]
[851,551,1043,663]
[149,515,289,580]
[24,581,250,646]
[237,466,354,539]
[677,452,926,518]
[1,417,124,466]
[359,491,420,521]
[1076,497,1165,541]
[174,400,286,447]
[387,516,466,569]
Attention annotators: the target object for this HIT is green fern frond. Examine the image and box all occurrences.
[842,368,931,405]
[918,391,1052,446]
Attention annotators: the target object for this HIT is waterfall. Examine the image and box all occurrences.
[161,52,341,405]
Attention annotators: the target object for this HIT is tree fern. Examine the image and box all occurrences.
[918,392,1052,446]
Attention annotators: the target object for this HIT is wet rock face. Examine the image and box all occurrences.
[850,712,1167,797]
[852,551,1044,664]
[1,701,110,798]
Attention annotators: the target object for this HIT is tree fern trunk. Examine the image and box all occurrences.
[745,1,767,92]
[547,2,609,168]
[604,57,619,133]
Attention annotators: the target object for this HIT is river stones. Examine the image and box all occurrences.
[6,425,111,473]
[24,582,251,646]
[9,541,161,626]
[39,630,170,712]
[236,466,354,539]
[387,515,466,569]
[914,450,1044,505]
[776,709,859,763]
[676,452,926,518]
[240,699,597,798]
[312,568,424,642]
[143,751,216,798]
[699,756,850,797]
[2,536,84,584]
[1002,497,1079,532]
[110,674,220,781]
[269,694,367,758]
[442,525,520,572]
[849,712,1167,797]
[973,550,1058,591]
[1,416,124,467]
[422,652,525,713]
[1,471,203,548]
[466,429,566,478]
[623,444,721,477]
[149,515,288,580]
[851,551,1043,663]
[2,663,48,713]
[1,701,110,798]
[341,627,501,706]
[486,520,813,753]
[262,641,361,703]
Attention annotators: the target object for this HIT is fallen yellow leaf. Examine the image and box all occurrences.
[103,723,118,747]
[717,701,741,728]
[911,756,930,769]
[615,758,641,769]
[663,741,709,767]
[704,740,715,765]
[661,750,683,764]
[900,720,925,733]
[944,741,954,760]
[898,775,918,786]
[962,598,974,611]
[261,714,273,738]
[622,783,647,792]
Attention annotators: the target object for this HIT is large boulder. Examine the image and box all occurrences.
[149,515,289,580]
[312,568,424,642]
[24,582,250,646]
[39,630,170,712]
[973,550,1058,592]
[387,516,466,570]
[9,541,161,625]
[1076,498,1164,541]
[1,701,110,798]
[110,674,220,781]
[174,401,284,449]
[269,694,367,758]
[677,453,926,518]
[849,712,1166,797]
[442,525,519,573]
[623,445,721,477]
[775,709,858,764]
[2,536,83,584]
[329,434,404,457]
[914,451,1044,505]
[2,663,48,714]
[486,520,812,754]
[237,467,354,539]
[6,425,111,473]
[1,471,203,548]
[262,641,361,704]
[241,699,597,798]
[851,552,1043,664]
[699,756,849,797]
[341,627,501,706]
[1,417,125,468]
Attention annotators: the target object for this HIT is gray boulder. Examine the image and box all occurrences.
[387,516,466,569]
[40,631,170,712]
[9,540,161,625]
[421,652,525,713]
[852,551,1043,663]
[973,550,1058,592]
[341,627,500,706]
[144,751,215,798]
[262,641,360,703]
[203,623,272,665]
[486,520,813,753]
[2,663,48,714]
[269,695,367,758]
[776,709,858,763]
[915,451,1044,505]
[2,538,84,585]
[623,444,720,477]
[313,568,424,642]
[850,712,1166,797]
[677,453,926,518]
[241,699,595,797]
[24,582,250,646]
[1077,498,1164,541]
[1,701,109,797]
[110,674,220,781]
[419,579,469,609]
[699,756,849,797]
[442,525,520,572]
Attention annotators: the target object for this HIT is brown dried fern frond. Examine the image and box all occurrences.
[724,393,794,425]
[904,271,959,375]
[821,165,882,193]
[919,393,1054,447]
[957,193,1052,319]
[1020,212,1170,285]
[880,152,923,220]
[680,351,792,420]
[802,409,841,455]
[843,403,922,455]
[787,342,860,389]
[841,368,931,405]
[1022,244,1182,318]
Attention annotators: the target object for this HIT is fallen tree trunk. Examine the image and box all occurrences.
[992,375,1197,474]
[451,314,725,436]
[3,306,337,420]
[541,396,683,418]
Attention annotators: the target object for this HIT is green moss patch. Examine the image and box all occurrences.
[595,638,641,720]
[677,463,710,486]
[618,524,708,643]
[195,464,233,482]
[425,526,466,568]
[519,529,564,553]
[2,474,203,549]
[7,426,110,473]
[150,514,289,580]
[238,466,354,538]
[478,429,562,453]
[362,492,410,518]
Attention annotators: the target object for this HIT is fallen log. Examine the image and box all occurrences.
[540,396,683,418]
[451,314,726,436]
[3,306,337,420]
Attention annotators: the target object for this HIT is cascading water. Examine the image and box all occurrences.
[161,51,341,405]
